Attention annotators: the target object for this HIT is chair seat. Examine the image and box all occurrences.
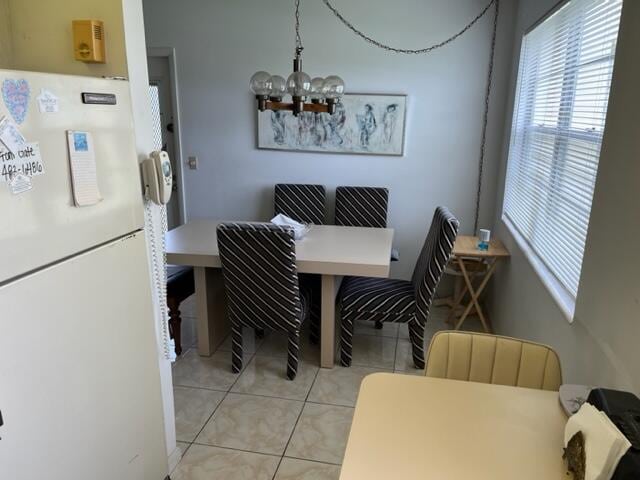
[167,266,194,299]
[341,276,415,321]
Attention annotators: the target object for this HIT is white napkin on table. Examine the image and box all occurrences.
[564,402,631,480]
[270,214,310,240]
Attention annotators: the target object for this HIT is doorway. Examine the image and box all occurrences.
[147,50,184,229]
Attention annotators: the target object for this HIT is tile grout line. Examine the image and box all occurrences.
[186,441,343,467]
[176,331,327,476]
[172,383,229,394]
[190,441,282,459]
[177,379,376,409]
[269,358,323,480]
[181,366,364,403]
[281,455,343,467]
[174,323,408,473]
[305,399,357,409]
[224,388,309,403]
[177,344,258,460]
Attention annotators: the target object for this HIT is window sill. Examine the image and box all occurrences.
[501,215,576,323]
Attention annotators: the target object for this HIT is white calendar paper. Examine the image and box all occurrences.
[67,130,102,207]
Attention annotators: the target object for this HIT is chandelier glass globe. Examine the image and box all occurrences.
[321,75,345,100]
[309,77,325,102]
[249,71,272,96]
[286,71,311,97]
[269,75,287,100]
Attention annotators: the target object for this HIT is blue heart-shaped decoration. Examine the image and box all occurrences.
[2,79,30,124]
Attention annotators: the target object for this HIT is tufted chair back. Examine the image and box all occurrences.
[425,331,562,391]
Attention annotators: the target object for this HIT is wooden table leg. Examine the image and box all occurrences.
[320,274,336,369]
[454,258,498,333]
[453,258,473,330]
[446,276,469,324]
[194,267,230,356]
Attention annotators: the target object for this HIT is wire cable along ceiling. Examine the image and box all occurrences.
[322,0,497,54]
[250,0,499,231]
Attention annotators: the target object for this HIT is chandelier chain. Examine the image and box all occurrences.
[474,0,500,233]
[321,0,499,232]
[295,0,303,54]
[321,0,496,55]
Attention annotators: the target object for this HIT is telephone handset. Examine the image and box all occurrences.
[142,151,172,205]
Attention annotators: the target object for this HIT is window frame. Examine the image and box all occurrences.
[501,0,620,321]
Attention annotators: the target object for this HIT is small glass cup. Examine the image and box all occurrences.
[477,229,491,251]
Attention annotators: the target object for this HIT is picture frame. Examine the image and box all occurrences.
[257,93,407,156]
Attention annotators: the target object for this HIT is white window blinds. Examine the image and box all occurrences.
[503,0,622,298]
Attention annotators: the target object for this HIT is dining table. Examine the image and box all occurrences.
[165,219,394,368]
[340,373,569,479]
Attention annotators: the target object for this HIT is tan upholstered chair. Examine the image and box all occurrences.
[425,331,562,391]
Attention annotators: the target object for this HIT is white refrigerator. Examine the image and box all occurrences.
[0,70,168,480]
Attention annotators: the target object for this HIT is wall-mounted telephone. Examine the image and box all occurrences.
[142,151,172,205]
[142,151,173,360]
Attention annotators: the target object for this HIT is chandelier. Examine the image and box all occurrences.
[249,0,345,117]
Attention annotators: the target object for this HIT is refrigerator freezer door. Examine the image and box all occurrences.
[0,70,144,283]
[0,232,167,480]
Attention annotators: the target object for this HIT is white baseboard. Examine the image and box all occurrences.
[168,445,183,475]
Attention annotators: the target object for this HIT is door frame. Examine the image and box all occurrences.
[147,46,187,223]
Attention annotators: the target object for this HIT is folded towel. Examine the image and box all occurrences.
[564,402,631,480]
[270,214,310,240]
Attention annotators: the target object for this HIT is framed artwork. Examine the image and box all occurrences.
[257,93,407,156]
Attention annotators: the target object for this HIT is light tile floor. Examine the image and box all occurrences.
[171,296,486,479]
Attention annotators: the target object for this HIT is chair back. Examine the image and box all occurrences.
[425,331,562,391]
[411,206,459,323]
[274,183,326,225]
[217,222,302,332]
[334,186,389,228]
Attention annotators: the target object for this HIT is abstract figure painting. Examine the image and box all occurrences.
[257,93,406,156]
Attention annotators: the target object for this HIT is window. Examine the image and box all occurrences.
[503,0,623,306]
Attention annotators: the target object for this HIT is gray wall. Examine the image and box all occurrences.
[489,0,640,394]
[143,0,516,279]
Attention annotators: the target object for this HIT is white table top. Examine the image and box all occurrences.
[340,373,569,480]
[166,220,394,278]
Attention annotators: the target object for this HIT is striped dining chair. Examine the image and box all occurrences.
[274,183,327,225]
[217,222,310,380]
[338,207,460,369]
[335,185,394,330]
[273,183,326,344]
[334,186,389,228]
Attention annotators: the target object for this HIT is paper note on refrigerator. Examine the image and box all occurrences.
[66,131,102,206]
[36,88,59,113]
[0,115,27,154]
[8,172,33,194]
[1,142,45,183]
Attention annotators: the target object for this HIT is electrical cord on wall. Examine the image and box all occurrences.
[474,0,499,234]
[322,0,500,232]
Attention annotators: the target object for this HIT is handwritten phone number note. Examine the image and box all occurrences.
[0,142,45,182]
